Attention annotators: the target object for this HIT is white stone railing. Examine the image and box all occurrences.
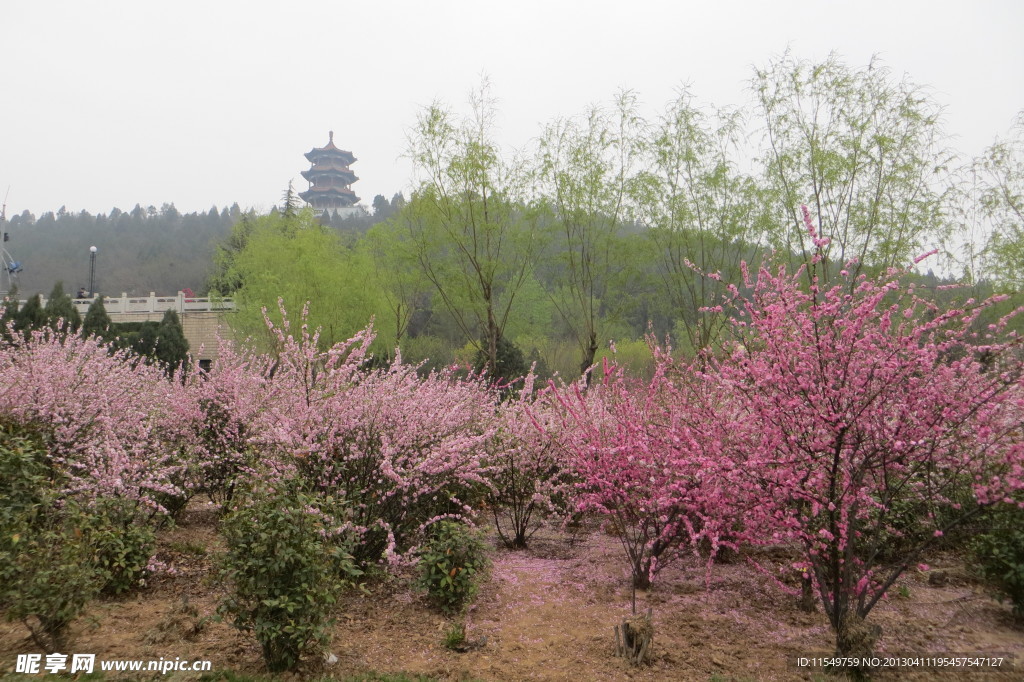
[19,292,236,315]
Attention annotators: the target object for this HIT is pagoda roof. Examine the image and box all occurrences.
[302,157,357,173]
[299,186,361,204]
[302,168,357,182]
[305,131,356,165]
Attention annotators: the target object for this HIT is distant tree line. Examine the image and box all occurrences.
[4,194,408,300]
[3,203,242,296]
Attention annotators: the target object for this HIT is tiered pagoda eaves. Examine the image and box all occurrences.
[299,131,360,213]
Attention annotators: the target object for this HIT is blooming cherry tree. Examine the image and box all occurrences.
[249,305,500,566]
[711,208,1024,656]
[486,371,575,549]
[545,354,745,592]
[0,327,189,517]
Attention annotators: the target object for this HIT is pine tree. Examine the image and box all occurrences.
[281,181,302,219]
[81,295,113,340]
[43,281,81,333]
[15,294,46,337]
[155,309,190,376]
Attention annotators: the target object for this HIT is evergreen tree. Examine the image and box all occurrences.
[390,193,406,213]
[15,294,46,337]
[372,194,392,218]
[43,281,81,333]
[155,309,190,376]
[120,323,158,360]
[281,182,302,219]
[207,215,256,295]
[473,335,528,395]
[81,295,112,340]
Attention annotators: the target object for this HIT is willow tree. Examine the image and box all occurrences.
[636,90,769,354]
[362,218,433,348]
[537,91,643,377]
[753,53,954,281]
[402,82,538,376]
[977,112,1024,290]
[229,209,386,352]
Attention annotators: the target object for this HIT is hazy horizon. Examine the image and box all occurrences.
[2,0,1022,218]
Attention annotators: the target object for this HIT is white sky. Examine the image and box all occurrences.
[2,0,1022,218]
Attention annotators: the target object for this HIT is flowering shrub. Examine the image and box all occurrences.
[545,354,744,590]
[184,339,282,506]
[708,207,1024,656]
[0,327,190,518]
[487,372,574,549]
[0,328,190,647]
[222,305,499,566]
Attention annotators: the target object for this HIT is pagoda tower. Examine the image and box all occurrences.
[299,131,361,217]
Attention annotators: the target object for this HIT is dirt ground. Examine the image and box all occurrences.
[1,502,1022,681]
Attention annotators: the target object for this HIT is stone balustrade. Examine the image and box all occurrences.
[65,292,235,315]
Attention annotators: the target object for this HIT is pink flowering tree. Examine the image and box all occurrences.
[252,305,499,567]
[0,326,190,518]
[545,354,745,594]
[486,371,575,549]
[710,207,1024,656]
[183,337,288,507]
[0,325,196,608]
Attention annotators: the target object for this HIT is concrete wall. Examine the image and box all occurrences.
[180,311,234,363]
[105,310,233,363]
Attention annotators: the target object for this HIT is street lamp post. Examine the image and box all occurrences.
[88,246,97,297]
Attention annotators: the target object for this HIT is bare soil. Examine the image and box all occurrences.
[2,502,1022,681]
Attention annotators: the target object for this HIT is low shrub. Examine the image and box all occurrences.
[0,425,101,649]
[415,521,490,615]
[972,502,1024,620]
[87,498,159,595]
[442,622,467,651]
[217,481,360,672]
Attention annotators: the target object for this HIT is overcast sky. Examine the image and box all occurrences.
[2,0,1022,218]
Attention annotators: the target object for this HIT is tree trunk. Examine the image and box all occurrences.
[836,611,881,659]
[614,609,654,666]
[579,331,599,383]
[798,577,817,613]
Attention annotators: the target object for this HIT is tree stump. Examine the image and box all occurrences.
[614,608,653,665]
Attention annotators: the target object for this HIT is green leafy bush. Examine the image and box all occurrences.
[87,498,158,595]
[0,423,52,544]
[2,509,103,650]
[415,521,490,615]
[972,502,1024,620]
[217,482,360,672]
[0,425,101,649]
